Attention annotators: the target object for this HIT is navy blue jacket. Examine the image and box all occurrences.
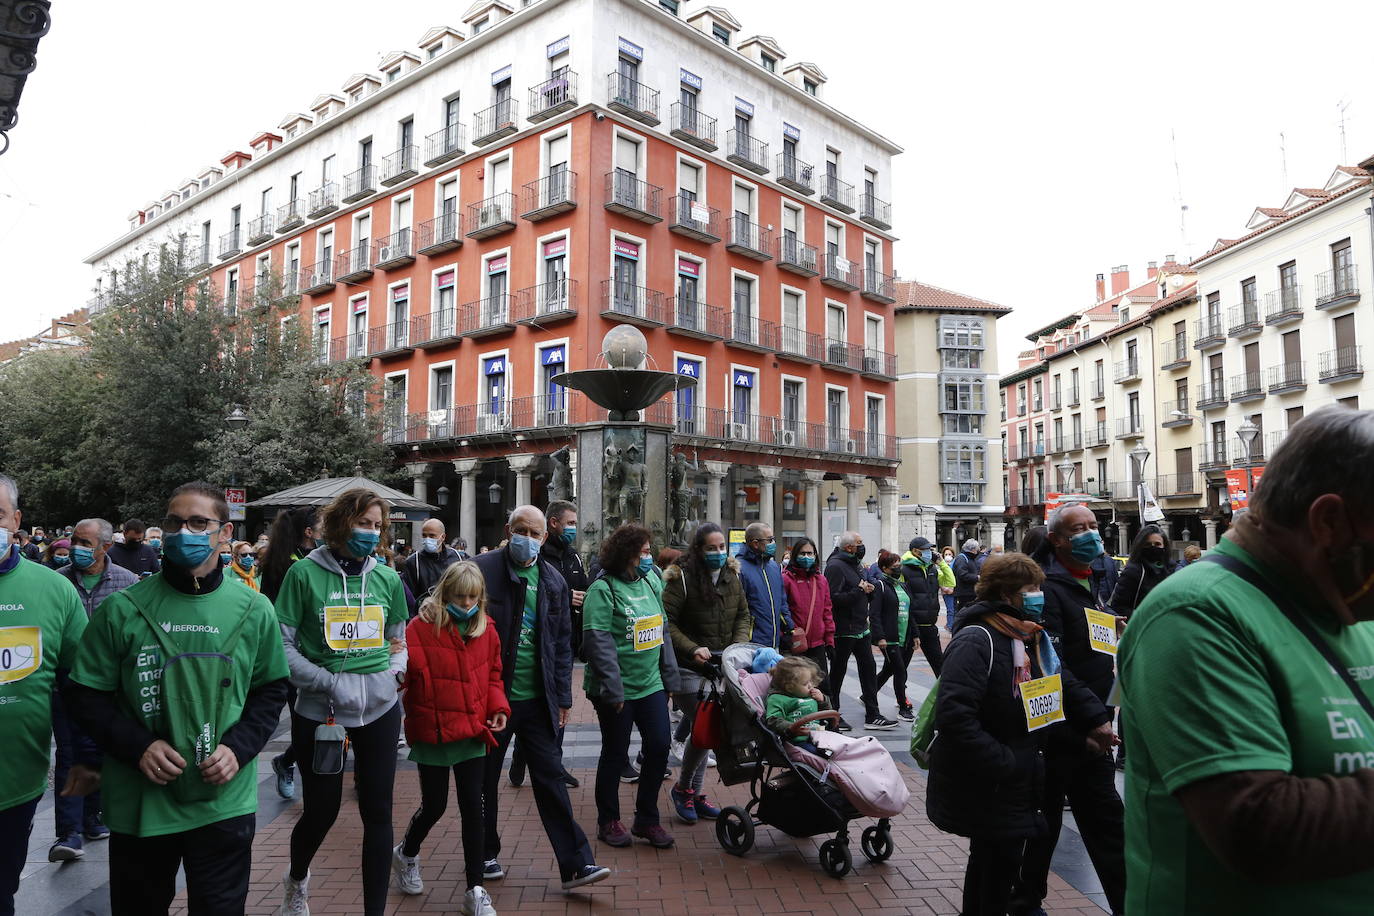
[474,546,572,725]
[736,546,792,650]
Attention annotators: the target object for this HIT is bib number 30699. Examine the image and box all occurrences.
[1020,674,1064,731]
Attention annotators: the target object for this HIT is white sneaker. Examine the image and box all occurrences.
[279,870,309,916]
[463,886,497,915]
[669,739,685,765]
[392,844,423,895]
[706,751,718,768]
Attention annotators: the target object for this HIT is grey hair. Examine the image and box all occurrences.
[0,474,16,510]
[508,505,544,527]
[744,521,772,541]
[1046,502,1092,534]
[962,538,980,552]
[76,518,115,545]
[837,530,860,549]
[1252,406,1374,528]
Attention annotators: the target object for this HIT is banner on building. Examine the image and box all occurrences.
[734,97,754,117]
[490,65,512,85]
[1044,492,1093,514]
[679,68,702,90]
[617,37,643,60]
[1224,467,1265,513]
[546,36,570,58]
[783,122,801,140]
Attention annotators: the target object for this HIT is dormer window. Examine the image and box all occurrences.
[350,88,364,102]
[803,78,817,95]
[761,53,776,72]
[386,70,397,83]
[427,45,439,59]
[472,17,488,33]
[659,0,679,12]
[711,23,730,44]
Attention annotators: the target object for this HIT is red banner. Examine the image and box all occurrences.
[1225,467,1265,512]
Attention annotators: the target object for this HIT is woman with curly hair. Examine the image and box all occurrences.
[582,523,681,850]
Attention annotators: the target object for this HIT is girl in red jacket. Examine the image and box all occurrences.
[393,561,509,916]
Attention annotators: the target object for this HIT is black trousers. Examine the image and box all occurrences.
[830,633,879,721]
[402,756,486,889]
[0,795,39,916]
[802,645,831,689]
[876,624,945,706]
[962,835,1025,916]
[1011,746,1125,915]
[278,684,298,768]
[108,813,255,916]
[592,691,671,828]
[482,698,594,880]
[289,703,402,916]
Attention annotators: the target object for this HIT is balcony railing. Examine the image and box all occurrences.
[861,268,896,303]
[1161,398,1192,427]
[411,307,460,347]
[1266,361,1306,394]
[670,406,898,460]
[1113,358,1140,383]
[1266,429,1289,457]
[520,170,578,221]
[368,319,412,356]
[1199,441,1229,469]
[424,124,466,166]
[668,194,721,242]
[667,297,728,340]
[669,103,717,150]
[217,230,241,260]
[307,182,339,217]
[824,339,862,372]
[220,286,239,317]
[604,172,662,222]
[606,72,659,125]
[335,243,373,283]
[276,199,305,232]
[820,174,855,212]
[1160,334,1189,368]
[473,98,519,145]
[1319,346,1364,383]
[1116,416,1145,439]
[373,229,415,270]
[1227,302,1262,337]
[1264,286,1303,324]
[1194,316,1225,349]
[1084,423,1109,448]
[300,260,334,294]
[1315,265,1360,310]
[187,243,212,272]
[528,70,578,121]
[512,279,580,325]
[776,236,818,276]
[1156,473,1202,498]
[778,325,824,363]
[1067,385,1080,407]
[776,154,814,194]
[417,213,463,254]
[600,281,666,326]
[380,146,419,186]
[820,252,859,290]
[342,165,376,203]
[247,214,274,245]
[1196,381,1227,410]
[725,215,773,260]
[725,129,769,174]
[1090,380,1106,401]
[1229,370,1264,402]
[459,295,513,338]
[729,313,782,353]
[466,192,516,239]
[860,193,892,230]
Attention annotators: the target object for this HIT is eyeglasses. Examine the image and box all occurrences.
[161,515,226,534]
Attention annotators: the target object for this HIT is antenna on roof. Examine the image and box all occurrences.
[1337,99,1351,163]
[1279,131,1289,192]
[1171,129,1190,260]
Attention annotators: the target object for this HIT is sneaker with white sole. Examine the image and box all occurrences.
[463,886,497,915]
[706,750,717,768]
[392,844,423,895]
[482,858,505,880]
[669,739,685,765]
[279,870,309,916]
[561,864,611,891]
[864,715,899,730]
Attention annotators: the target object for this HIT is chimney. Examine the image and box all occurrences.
[1146,260,1159,280]
[1111,264,1130,295]
[1095,273,1106,301]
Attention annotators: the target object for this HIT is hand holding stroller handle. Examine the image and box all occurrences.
[789,710,841,735]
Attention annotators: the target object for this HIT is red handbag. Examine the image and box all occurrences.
[691,685,724,749]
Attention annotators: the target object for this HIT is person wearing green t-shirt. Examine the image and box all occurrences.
[272,488,409,916]
[583,524,680,850]
[66,482,289,916]
[0,473,90,916]
[1119,407,1374,914]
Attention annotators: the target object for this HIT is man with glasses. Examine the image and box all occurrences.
[737,522,796,652]
[66,483,289,915]
[0,473,90,916]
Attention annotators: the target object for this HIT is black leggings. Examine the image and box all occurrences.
[289,703,401,916]
[402,756,486,889]
[830,633,878,721]
[875,644,910,706]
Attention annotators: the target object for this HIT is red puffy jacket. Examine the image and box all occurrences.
[783,566,834,650]
[403,615,510,748]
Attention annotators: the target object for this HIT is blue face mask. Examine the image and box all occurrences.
[795,555,815,570]
[53,555,71,567]
[446,601,479,622]
[562,526,577,546]
[347,528,380,558]
[148,538,162,549]
[72,546,97,569]
[164,531,214,568]
[220,552,233,566]
[239,555,255,569]
[508,533,541,566]
[313,537,325,549]
[1069,529,1105,563]
[705,550,728,569]
[763,542,777,558]
[422,537,441,554]
[638,555,655,575]
[1021,590,1046,620]
[920,549,933,563]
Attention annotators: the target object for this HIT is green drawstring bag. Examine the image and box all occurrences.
[129,590,254,803]
[910,681,939,769]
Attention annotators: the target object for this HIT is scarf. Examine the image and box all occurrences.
[230,560,260,591]
[982,611,1061,690]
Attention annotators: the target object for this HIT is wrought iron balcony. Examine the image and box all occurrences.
[1083,423,1109,448]
[1316,265,1360,310]
[1161,399,1192,427]
[824,338,862,372]
[725,215,773,260]
[368,320,413,357]
[380,145,419,186]
[1090,380,1106,401]
[424,124,466,166]
[820,174,855,213]
[187,243,213,272]
[669,103,717,150]
[778,325,824,363]
[666,297,727,340]
[604,172,663,223]
[528,70,578,121]
[1198,441,1229,469]
[411,307,460,348]
[1264,286,1302,325]
[820,252,859,290]
[1319,346,1364,383]
[520,170,577,221]
[466,192,516,239]
[776,154,814,194]
[860,193,892,230]
[727,313,781,354]
[1229,370,1264,402]
[1266,361,1306,394]
[1193,316,1225,350]
[276,199,306,232]
[473,98,519,145]
[776,236,818,276]
[1067,385,1080,407]
[600,281,666,327]
[725,129,768,174]
[1196,380,1227,410]
[335,244,373,283]
[246,214,274,245]
[606,72,659,125]
[1113,357,1141,384]
[1156,473,1202,498]
[861,348,897,379]
[1227,302,1261,338]
[1160,334,1189,369]
[459,295,513,338]
[1116,417,1145,440]
[373,229,414,270]
[300,260,335,295]
[342,165,376,203]
[861,268,895,303]
[668,194,721,242]
[512,279,580,326]
[417,213,463,255]
[217,230,242,260]
[307,182,339,217]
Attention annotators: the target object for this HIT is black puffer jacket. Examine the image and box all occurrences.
[926,600,1109,840]
[899,552,942,625]
[867,572,903,643]
[1039,555,1115,702]
[824,549,872,637]
[1108,559,1170,616]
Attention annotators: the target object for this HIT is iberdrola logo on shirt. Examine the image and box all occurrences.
[158,622,221,635]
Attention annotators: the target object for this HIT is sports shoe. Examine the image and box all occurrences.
[397,734,408,749]
[279,870,309,916]
[562,768,580,788]
[482,859,505,881]
[865,716,899,730]
[391,844,423,895]
[48,835,83,862]
[272,754,296,800]
[706,750,717,768]
[508,757,526,787]
[694,793,722,819]
[631,822,675,849]
[561,864,611,891]
[83,818,111,841]
[669,739,685,765]
[897,703,915,721]
[620,762,640,783]
[463,886,497,915]
[836,717,854,733]
[597,820,632,847]
[670,785,697,824]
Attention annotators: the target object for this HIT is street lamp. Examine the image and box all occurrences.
[436,485,450,507]
[1236,417,1260,514]
[826,491,838,511]
[865,494,878,514]
[487,481,503,505]
[782,491,796,514]
[734,487,748,513]
[225,406,249,430]
[1056,458,1075,492]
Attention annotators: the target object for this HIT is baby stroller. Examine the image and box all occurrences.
[702,643,905,878]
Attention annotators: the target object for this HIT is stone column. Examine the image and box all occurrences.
[508,454,537,509]
[757,465,781,531]
[878,478,899,552]
[802,470,826,546]
[406,463,430,548]
[988,519,1007,551]
[842,474,864,533]
[1202,518,1218,549]
[454,459,479,553]
[703,461,731,524]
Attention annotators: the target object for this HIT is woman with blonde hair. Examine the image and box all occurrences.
[227,540,259,590]
[392,561,509,915]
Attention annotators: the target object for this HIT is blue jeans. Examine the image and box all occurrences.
[0,795,40,916]
[593,691,671,827]
[51,692,102,838]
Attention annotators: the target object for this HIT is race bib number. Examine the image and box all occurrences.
[1086,608,1118,656]
[0,626,41,684]
[632,614,664,652]
[323,605,385,651]
[1020,674,1065,731]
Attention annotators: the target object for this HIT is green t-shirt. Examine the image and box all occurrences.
[0,556,88,810]
[1118,537,1374,914]
[273,557,408,674]
[409,737,485,767]
[508,563,542,701]
[70,575,289,837]
[765,692,819,743]
[582,572,665,701]
[81,572,102,592]
[893,577,911,645]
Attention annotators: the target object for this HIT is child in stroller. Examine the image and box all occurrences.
[763,656,835,758]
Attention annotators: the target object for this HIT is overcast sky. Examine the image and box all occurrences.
[2,0,1370,374]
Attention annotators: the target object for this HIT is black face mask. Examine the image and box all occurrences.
[1144,545,1166,563]
[852,545,866,561]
